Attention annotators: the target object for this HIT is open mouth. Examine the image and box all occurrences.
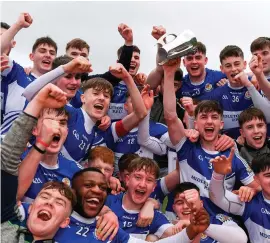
[94,104,104,111]
[37,210,52,221]
[204,127,214,134]
[230,73,239,79]
[190,66,199,71]
[253,136,262,141]
[86,198,100,207]
[135,189,146,197]
[182,211,191,215]
[53,135,60,143]
[42,60,51,66]
[129,64,136,71]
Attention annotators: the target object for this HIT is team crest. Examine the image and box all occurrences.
[200,233,208,240]
[62,177,71,186]
[216,214,232,223]
[204,83,213,92]
[244,91,251,99]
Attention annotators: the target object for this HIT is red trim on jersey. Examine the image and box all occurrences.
[115,120,128,137]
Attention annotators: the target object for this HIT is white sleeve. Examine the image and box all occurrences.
[204,223,248,243]
[137,112,167,155]
[247,85,270,122]
[160,132,175,149]
[209,171,246,216]
[22,65,65,101]
[127,228,192,243]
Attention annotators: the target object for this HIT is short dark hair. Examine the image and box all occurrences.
[66,38,90,53]
[72,167,104,185]
[238,107,267,128]
[81,77,114,98]
[251,153,270,174]
[127,157,160,179]
[250,37,270,53]
[195,41,206,55]
[118,153,140,172]
[32,36,58,53]
[40,181,77,212]
[125,85,144,99]
[194,100,223,118]
[173,182,200,198]
[174,68,183,81]
[41,107,70,120]
[117,45,140,59]
[1,22,10,30]
[52,55,73,70]
[219,45,244,63]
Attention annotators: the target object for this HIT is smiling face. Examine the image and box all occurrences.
[173,193,202,221]
[33,109,68,154]
[55,73,81,99]
[125,169,157,208]
[220,56,246,87]
[27,188,71,239]
[240,118,267,149]
[128,51,140,77]
[73,171,108,218]
[195,111,224,143]
[81,87,111,123]
[183,51,208,81]
[30,44,57,74]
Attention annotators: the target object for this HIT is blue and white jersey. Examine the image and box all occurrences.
[176,69,226,99]
[69,89,83,108]
[108,81,128,121]
[242,191,270,243]
[1,60,36,135]
[105,193,173,240]
[200,83,253,139]
[176,138,254,217]
[55,211,131,243]
[20,149,82,202]
[113,122,168,167]
[60,105,100,163]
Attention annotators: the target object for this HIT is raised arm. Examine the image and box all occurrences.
[250,54,270,100]
[146,26,167,89]
[109,63,147,135]
[23,56,92,101]
[1,83,67,222]
[86,23,133,86]
[163,58,186,145]
[209,147,246,215]
[1,13,32,55]
[17,117,64,200]
[137,85,167,155]
[234,71,270,122]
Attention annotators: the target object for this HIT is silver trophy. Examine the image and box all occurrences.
[157,30,197,65]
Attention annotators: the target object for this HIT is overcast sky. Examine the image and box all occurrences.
[1,1,269,75]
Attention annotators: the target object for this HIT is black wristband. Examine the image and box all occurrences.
[33,143,46,154]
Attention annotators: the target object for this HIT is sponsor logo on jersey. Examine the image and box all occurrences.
[62,177,71,186]
[205,83,213,92]
[261,208,270,215]
[244,91,251,99]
